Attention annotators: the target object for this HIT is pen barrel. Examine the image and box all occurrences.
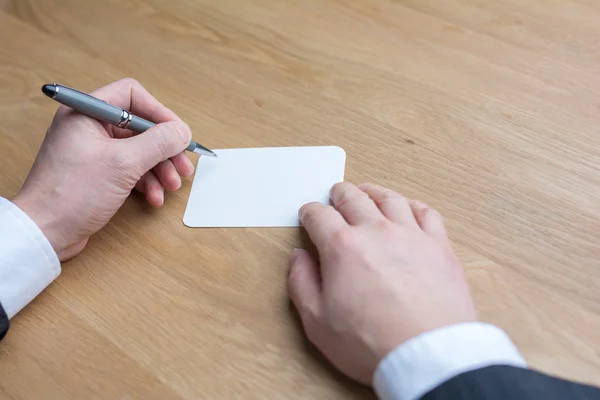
[128,116,155,133]
[49,84,208,154]
[55,86,124,125]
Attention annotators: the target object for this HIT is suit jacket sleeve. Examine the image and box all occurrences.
[421,365,600,400]
[373,323,599,400]
[0,197,61,340]
[0,302,8,341]
[374,323,527,400]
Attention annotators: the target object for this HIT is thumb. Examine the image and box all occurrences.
[121,121,191,174]
[288,248,322,321]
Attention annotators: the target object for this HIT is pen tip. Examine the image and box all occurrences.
[192,146,218,157]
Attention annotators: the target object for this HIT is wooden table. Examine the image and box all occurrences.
[1,0,599,398]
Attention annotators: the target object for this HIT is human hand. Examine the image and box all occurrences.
[288,182,477,384]
[13,78,195,261]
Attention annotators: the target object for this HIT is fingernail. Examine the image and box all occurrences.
[412,200,428,210]
[329,184,337,196]
[329,181,344,197]
[291,248,303,263]
[185,156,195,175]
[173,178,182,191]
[173,121,191,144]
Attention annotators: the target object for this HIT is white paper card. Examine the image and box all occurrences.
[183,146,346,228]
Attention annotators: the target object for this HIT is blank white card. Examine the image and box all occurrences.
[183,146,346,228]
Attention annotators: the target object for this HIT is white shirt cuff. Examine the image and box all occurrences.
[373,322,527,400]
[0,197,61,318]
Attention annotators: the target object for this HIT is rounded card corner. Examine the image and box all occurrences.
[182,213,193,228]
[331,146,346,159]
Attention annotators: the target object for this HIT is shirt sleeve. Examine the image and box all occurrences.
[0,197,61,319]
[373,322,527,400]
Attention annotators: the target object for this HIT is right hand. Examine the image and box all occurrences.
[13,78,194,261]
[288,182,477,384]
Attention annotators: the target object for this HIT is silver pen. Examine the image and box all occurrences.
[41,83,217,157]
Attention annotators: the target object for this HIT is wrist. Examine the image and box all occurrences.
[372,313,478,365]
[12,192,69,256]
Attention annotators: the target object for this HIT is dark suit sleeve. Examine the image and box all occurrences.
[0,301,9,341]
[422,365,600,400]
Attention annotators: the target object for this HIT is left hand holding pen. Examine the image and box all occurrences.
[13,78,194,261]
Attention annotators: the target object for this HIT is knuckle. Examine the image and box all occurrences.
[119,77,140,88]
[374,218,393,232]
[382,189,403,200]
[379,189,404,206]
[331,228,357,249]
[335,190,360,210]
[146,102,162,123]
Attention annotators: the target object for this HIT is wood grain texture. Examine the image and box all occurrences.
[1,0,599,398]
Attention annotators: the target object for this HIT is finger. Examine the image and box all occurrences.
[358,183,418,226]
[119,120,192,175]
[288,249,322,320]
[299,202,347,248]
[135,171,164,207]
[90,78,181,123]
[410,200,448,239]
[102,122,134,139]
[330,182,383,225]
[134,173,149,193]
[170,152,195,177]
[153,160,182,191]
[90,78,183,139]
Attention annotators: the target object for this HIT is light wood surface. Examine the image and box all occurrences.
[1,0,600,398]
